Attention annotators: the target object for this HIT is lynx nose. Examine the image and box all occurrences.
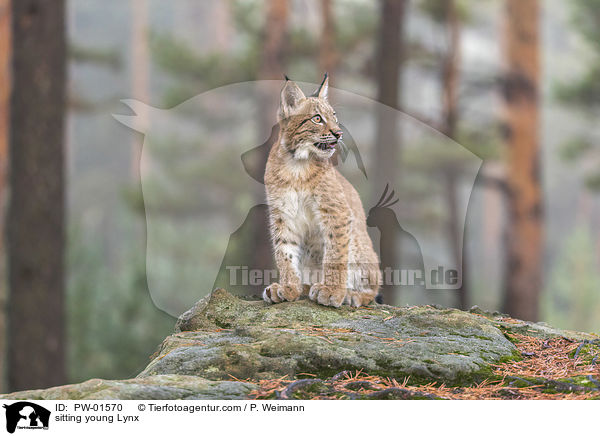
[332,130,343,140]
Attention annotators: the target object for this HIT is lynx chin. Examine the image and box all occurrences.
[263,74,381,308]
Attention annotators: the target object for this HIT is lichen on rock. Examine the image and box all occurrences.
[139,288,517,384]
[2,289,597,400]
[0,374,256,400]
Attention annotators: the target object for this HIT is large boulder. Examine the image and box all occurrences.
[139,289,517,383]
[0,375,256,400]
[2,289,597,400]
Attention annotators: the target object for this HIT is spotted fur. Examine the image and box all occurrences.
[263,75,381,308]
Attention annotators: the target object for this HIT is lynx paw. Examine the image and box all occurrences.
[263,283,301,304]
[308,283,346,308]
[344,290,376,308]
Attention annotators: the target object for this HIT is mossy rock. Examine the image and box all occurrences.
[139,289,517,384]
[469,306,599,341]
[0,375,256,400]
[5,290,597,400]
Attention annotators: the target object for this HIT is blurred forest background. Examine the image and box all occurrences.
[1,0,599,393]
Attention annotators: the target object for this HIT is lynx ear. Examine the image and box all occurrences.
[314,73,329,100]
[278,79,305,120]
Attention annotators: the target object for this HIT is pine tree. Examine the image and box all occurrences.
[8,0,67,390]
[500,0,543,321]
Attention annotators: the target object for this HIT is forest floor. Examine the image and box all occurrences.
[248,331,600,400]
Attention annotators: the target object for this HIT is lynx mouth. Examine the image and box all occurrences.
[313,139,337,151]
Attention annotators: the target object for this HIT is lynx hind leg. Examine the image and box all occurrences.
[344,266,380,308]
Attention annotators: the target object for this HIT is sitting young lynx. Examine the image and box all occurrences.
[263,75,381,307]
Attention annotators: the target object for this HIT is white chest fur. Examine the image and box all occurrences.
[272,189,319,237]
[269,188,325,280]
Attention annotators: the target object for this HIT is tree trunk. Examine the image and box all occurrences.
[500,0,543,321]
[7,0,66,390]
[441,0,459,138]
[259,0,288,82]
[212,0,232,52]
[373,0,406,305]
[440,0,468,309]
[250,0,289,289]
[319,0,337,77]
[0,0,10,393]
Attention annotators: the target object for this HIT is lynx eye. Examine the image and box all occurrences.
[333,112,338,122]
[311,115,323,124]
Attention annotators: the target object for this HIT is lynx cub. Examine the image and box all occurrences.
[263,75,381,308]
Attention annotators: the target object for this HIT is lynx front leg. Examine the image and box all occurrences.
[263,216,303,304]
[309,209,351,308]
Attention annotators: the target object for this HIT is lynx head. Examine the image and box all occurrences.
[277,74,343,160]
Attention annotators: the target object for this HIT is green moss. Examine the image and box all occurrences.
[568,342,599,364]
[556,375,597,388]
[142,289,522,386]
[290,381,328,399]
[502,375,599,395]
[504,376,535,388]
[495,326,521,343]
[497,348,523,363]
[449,366,496,386]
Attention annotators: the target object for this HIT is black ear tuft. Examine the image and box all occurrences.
[284,74,290,81]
